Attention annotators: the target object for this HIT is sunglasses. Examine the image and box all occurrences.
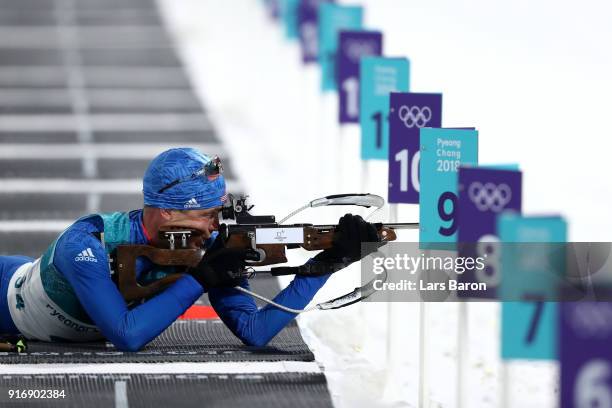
[157,156,223,194]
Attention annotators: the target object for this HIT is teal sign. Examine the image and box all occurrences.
[419,128,478,244]
[318,3,363,91]
[499,214,567,360]
[501,302,558,361]
[360,57,409,160]
[281,0,300,40]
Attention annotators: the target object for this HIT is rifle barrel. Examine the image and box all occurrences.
[309,222,419,230]
[378,222,420,229]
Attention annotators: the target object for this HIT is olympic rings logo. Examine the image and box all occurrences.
[344,41,378,60]
[398,105,432,128]
[569,303,612,338]
[468,182,512,212]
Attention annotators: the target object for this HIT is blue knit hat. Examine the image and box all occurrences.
[143,148,226,210]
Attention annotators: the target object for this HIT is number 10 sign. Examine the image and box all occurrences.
[388,92,442,204]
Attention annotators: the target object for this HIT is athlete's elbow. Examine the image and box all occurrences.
[236,325,274,347]
[240,333,271,347]
[119,341,143,352]
[112,334,147,352]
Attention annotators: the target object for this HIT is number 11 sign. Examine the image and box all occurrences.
[360,57,410,160]
[388,92,442,203]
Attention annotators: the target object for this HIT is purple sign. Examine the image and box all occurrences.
[265,0,281,19]
[388,92,442,203]
[337,31,382,124]
[560,300,612,408]
[297,0,334,63]
[456,167,522,298]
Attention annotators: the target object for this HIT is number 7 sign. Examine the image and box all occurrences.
[499,214,567,360]
[502,301,558,360]
[388,92,442,203]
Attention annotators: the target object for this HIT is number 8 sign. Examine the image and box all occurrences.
[419,128,478,244]
[456,167,522,298]
[388,92,442,204]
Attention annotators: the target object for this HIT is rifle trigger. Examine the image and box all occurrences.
[245,250,261,262]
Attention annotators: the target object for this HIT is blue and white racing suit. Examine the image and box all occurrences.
[0,210,330,351]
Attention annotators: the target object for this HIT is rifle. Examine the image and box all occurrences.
[115,193,418,310]
[0,335,27,353]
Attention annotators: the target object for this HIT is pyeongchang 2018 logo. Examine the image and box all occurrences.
[274,230,289,243]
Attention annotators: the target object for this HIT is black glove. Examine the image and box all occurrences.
[189,238,253,289]
[312,213,381,270]
[269,215,381,278]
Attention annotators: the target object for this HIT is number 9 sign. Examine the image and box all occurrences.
[419,128,478,244]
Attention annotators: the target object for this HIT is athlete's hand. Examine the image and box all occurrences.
[313,214,380,267]
[188,238,253,289]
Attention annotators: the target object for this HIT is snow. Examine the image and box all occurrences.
[158,1,612,406]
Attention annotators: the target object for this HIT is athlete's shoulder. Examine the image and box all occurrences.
[69,214,105,232]
[57,217,105,253]
[66,211,134,236]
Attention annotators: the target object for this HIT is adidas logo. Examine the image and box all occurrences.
[184,198,200,208]
[75,248,98,263]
